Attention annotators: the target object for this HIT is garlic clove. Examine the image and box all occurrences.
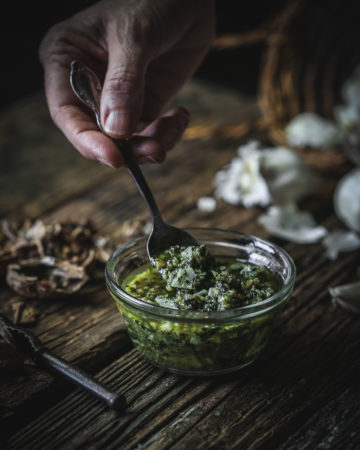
[329,281,360,314]
[257,203,327,244]
[334,169,360,233]
[323,230,360,260]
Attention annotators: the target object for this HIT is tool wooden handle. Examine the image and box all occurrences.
[38,349,127,412]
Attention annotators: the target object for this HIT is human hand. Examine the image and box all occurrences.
[39,0,215,167]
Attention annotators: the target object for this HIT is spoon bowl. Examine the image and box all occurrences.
[147,221,198,263]
[70,60,199,261]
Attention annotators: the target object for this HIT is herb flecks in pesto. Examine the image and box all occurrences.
[152,244,215,290]
[124,244,282,312]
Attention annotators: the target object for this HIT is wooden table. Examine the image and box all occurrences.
[1,79,359,450]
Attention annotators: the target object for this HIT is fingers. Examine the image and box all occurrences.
[100,22,148,138]
[41,54,188,168]
[130,107,190,163]
[40,56,124,167]
[52,103,125,168]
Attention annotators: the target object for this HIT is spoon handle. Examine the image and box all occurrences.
[0,313,127,412]
[114,138,163,227]
[38,349,127,412]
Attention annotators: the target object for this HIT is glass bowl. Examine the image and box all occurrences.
[105,228,296,376]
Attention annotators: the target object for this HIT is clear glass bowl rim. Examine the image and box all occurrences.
[105,227,296,322]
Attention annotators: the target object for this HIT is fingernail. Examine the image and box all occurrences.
[104,110,128,135]
[97,157,115,168]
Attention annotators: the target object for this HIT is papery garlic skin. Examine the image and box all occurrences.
[214,141,271,207]
[214,141,315,208]
[323,230,360,260]
[261,147,317,204]
[257,203,327,244]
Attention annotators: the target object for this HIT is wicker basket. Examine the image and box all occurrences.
[259,0,360,144]
[213,0,360,147]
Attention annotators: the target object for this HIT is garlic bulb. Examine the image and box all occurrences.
[334,169,360,232]
[285,112,341,148]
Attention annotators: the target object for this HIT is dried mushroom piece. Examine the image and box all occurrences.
[113,218,152,242]
[10,301,41,325]
[0,245,14,277]
[6,257,88,299]
[0,219,44,275]
[0,219,111,271]
[94,236,115,264]
[1,219,114,297]
[2,218,47,243]
[42,220,98,266]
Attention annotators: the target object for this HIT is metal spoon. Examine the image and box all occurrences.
[69,60,198,261]
[0,313,127,412]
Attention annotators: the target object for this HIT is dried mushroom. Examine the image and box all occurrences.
[41,221,98,266]
[113,218,152,242]
[0,219,43,275]
[1,219,113,298]
[6,258,88,299]
[10,301,41,325]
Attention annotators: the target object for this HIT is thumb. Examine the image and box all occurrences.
[101,28,147,138]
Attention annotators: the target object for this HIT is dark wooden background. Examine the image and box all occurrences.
[0,0,290,110]
[1,1,359,449]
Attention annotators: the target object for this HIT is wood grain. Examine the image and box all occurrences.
[1,80,359,449]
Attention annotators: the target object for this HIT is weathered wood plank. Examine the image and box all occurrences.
[1,76,359,449]
[3,243,359,449]
[0,289,130,428]
[5,306,358,450]
[278,389,360,450]
[0,125,255,427]
[1,157,357,436]
[0,80,263,438]
[0,98,114,218]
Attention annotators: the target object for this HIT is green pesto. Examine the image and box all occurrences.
[116,299,278,374]
[123,244,282,312]
[115,244,286,373]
